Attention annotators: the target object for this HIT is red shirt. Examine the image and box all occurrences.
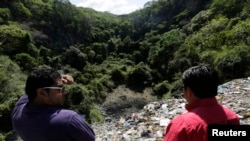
[163,97,240,141]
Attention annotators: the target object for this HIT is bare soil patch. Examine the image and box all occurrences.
[102,85,158,118]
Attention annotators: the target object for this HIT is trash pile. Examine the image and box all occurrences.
[92,77,250,141]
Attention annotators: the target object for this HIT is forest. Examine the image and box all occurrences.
[1,0,250,139]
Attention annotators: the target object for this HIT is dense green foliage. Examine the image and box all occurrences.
[1,0,250,139]
[0,56,26,133]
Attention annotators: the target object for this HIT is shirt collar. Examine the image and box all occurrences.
[185,97,218,111]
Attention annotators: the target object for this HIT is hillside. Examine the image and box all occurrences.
[1,0,250,139]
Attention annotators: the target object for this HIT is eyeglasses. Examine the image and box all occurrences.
[43,87,65,94]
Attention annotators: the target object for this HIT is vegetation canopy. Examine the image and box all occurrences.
[0,0,250,139]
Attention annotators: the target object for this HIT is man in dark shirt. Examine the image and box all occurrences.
[12,68,95,141]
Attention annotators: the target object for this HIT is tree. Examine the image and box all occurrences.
[15,53,38,71]
[0,8,10,23]
[127,62,152,89]
[61,46,87,70]
[215,45,250,81]
[0,25,32,57]
[0,55,26,133]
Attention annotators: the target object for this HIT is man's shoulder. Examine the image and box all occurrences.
[171,112,203,125]
[56,109,78,116]
[221,105,239,119]
[50,109,80,123]
[170,113,189,123]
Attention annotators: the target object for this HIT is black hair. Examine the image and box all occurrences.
[25,68,61,102]
[182,64,219,98]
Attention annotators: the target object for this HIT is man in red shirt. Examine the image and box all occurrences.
[163,64,240,141]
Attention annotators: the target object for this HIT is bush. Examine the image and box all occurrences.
[127,62,152,88]
[110,68,126,85]
[0,56,26,137]
[153,80,171,97]
[0,8,10,23]
[89,107,104,123]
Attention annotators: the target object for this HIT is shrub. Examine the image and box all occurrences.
[153,80,171,97]
[89,107,104,123]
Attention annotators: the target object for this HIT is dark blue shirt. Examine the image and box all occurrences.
[12,95,95,141]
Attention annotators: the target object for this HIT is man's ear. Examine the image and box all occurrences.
[186,87,194,98]
[36,88,47,97]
